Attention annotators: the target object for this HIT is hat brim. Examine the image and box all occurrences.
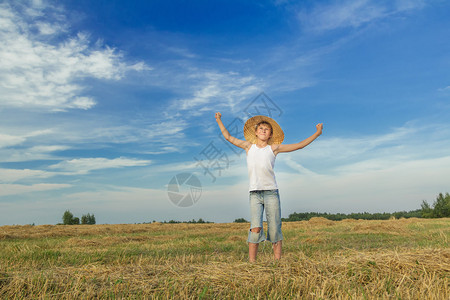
[243,115,284,145]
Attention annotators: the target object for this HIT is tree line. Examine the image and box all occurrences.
[234,192,450,223]
[282,192,449,222]
[282,210,422,222]
[61,210,96,225]
[58,193,449,225]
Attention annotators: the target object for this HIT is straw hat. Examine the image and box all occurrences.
[243,115,284,145]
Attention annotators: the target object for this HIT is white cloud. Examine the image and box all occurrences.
[278,155,450,214]
[275,120,450,213]
[0,145,69,163]
[438,86,450,93]
[301,0,386,32]
[0,114,189,164]
[128,61,151,72]
[35,21,64,35]
[0,133,25,148]
[174,71,263,112]
[166,46,197,58]
[48,157,152,175]
[150,161,199,174]
[298,0,426,33]
[0,2,149,111]
[24,129,54,138]
[66,118,189,147]
[395,0,426,12]
[0,128,59,152]
[284,121,450,172]
[0,168,55,183]
[0,183,71,196]
[0,129,68,162]
[281,155,318,177]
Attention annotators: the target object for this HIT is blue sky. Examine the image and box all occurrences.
[1,0,450,225]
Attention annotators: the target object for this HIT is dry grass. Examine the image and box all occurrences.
[0,218,448,299]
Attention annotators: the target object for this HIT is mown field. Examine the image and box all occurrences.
[0,218,448,299]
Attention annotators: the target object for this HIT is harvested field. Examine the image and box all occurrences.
[0,218,448,299]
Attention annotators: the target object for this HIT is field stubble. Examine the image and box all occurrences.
[0,218,448,299]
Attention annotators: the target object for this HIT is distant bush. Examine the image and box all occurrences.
[234,218,248,223]
[162,218,213,224]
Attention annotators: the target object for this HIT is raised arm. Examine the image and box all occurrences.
[273,123,323,155]
[215,112,252,151]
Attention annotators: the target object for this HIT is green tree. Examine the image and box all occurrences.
[433,193,450,218]
[421,200,434,218]
[421,193,450,218]
[62,210,74,225]
[88,214,96,225]
[81,213,96,225]
[81,214,88,225]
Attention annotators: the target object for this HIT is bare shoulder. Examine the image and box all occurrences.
[271,144,281,155]
[244,141,253,152]
[233,137,252,152]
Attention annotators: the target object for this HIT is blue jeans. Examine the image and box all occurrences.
[247,189,283,244]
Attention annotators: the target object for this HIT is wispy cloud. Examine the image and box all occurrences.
[0,111,189,165]
[166,46,197,59]
[395,0,426,12]
[282,120,450,177]
[298,0,426,33]
[0,183,71,197]
[0,128,68,162]
[0,129,54,149]
[299,0,386,32]
[278,155,450,214]
[0,168,55,183]
[275,120,450,214]
[0,144,69,163]
[438,85,450,93]
[48,157,152,175]
[0,133,26,148]
[0,1,150,111]
[56,118,190,152]
[173,71,263,113]
[257,40,344,92]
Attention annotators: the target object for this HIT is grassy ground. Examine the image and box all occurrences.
[0,218,448,299]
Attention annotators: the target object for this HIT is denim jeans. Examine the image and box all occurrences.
[247,189,283,244]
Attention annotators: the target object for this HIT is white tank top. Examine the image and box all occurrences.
[247,144,278,191]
